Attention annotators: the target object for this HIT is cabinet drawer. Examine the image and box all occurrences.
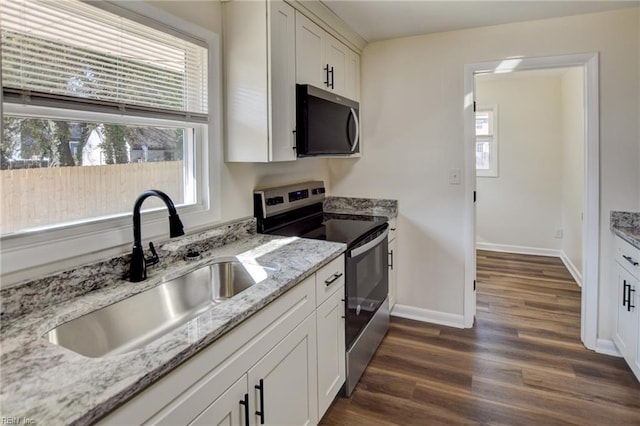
[388,218,397,242]
[316,255,345,306]
[615,236,640,279]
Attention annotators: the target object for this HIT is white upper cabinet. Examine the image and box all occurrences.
[224,0,296,162]
[295,12,360,101]
[324,36,348,95]
[295,13,325,90]
[346,49,361,101]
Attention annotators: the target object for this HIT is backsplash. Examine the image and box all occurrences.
[323,196,398,219]
[611,211,640,229]
[0,218,256,322]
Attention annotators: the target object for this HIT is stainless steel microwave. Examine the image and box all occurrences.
[295,84,360,157]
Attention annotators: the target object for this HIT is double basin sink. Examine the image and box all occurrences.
[44,257,278,358]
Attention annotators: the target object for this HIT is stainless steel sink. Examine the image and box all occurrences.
[44,258,278,358]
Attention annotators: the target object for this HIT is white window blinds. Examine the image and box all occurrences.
[1,0,208,121]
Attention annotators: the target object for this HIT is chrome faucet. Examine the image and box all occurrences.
[130,189,185,282]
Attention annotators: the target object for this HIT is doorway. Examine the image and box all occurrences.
[463,53,600,351]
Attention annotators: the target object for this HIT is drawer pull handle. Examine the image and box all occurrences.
[628,287,636,312]
[390,228,397,231]
[325,272,343,286]
[622,254,639,267]
[623,280,629,307]
[255,379,265,424]
[389,250,394,270]
[239,393,249,426]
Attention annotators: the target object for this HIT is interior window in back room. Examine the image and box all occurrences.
[475,105,498,177]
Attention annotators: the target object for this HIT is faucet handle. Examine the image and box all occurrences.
[146,242,160,266]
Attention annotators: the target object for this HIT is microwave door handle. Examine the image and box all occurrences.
[349,228,389,258]
[349,108,360,152]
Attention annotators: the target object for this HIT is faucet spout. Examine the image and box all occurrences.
[130,190,185,282]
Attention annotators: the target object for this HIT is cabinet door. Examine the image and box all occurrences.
[268,0,296,162]
[295,12,325,89]
[345,49,360,101]
[324,34,348,95]
[316,285,346,419]
[635,288,640,378]
[190,375,248,426]
[248,314,318,426]
[388,237,397,309]
[613,265,637,363]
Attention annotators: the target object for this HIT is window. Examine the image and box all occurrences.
[1,0,219,280]
[475,105,498,177]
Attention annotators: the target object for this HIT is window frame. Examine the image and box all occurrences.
[475,104,499,178]
[0,1,222,285]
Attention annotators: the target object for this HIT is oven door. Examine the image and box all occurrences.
[345,225,389,349]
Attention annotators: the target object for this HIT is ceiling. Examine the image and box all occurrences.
[321,1,640,42]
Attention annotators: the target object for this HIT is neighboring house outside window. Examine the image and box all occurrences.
[0,0,219,280]
[476,105,498,177]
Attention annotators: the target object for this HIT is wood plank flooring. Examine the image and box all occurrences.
[320,250,640,425]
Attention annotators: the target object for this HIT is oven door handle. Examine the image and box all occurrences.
[348,228,389,258]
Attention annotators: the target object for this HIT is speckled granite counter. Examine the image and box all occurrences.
[323,196,398,219]
[0,218,345,425]
[611,211,640,249]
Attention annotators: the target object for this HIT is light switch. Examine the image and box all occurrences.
[449,168,461,185]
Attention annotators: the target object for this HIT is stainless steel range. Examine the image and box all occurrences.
[254,181,389,396]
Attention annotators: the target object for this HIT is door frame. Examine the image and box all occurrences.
[463,53,600,350]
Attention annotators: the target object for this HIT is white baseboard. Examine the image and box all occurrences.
[560,251,583,287]
[391,304,465,329]
[476,242,562,258]
[595,338,622,357]
[476,243,583,287]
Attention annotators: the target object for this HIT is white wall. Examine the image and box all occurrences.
[475,74,564,252]
[560,68,585,281]
[329,8,640,339]
[147,0,332,222]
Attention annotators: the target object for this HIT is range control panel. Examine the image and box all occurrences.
[255,181,326,218]
[288,189,309,202]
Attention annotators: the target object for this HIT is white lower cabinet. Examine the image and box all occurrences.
[388,237,397,309]
[190,375,248,426]
[388,218,398,310]
[98,256,345,426]
[614,266,637,359]
[249,314,318,426]
[190,313,317,426]
[612,235,640,381]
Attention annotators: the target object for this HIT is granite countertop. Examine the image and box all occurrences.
[0,219,345,425]
[611,211,640,249]
[323,196,398,219]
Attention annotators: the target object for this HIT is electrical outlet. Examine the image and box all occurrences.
[555,228,563,239]
[449,168,461,185]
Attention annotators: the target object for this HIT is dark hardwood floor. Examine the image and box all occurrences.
[320,250,640,425]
